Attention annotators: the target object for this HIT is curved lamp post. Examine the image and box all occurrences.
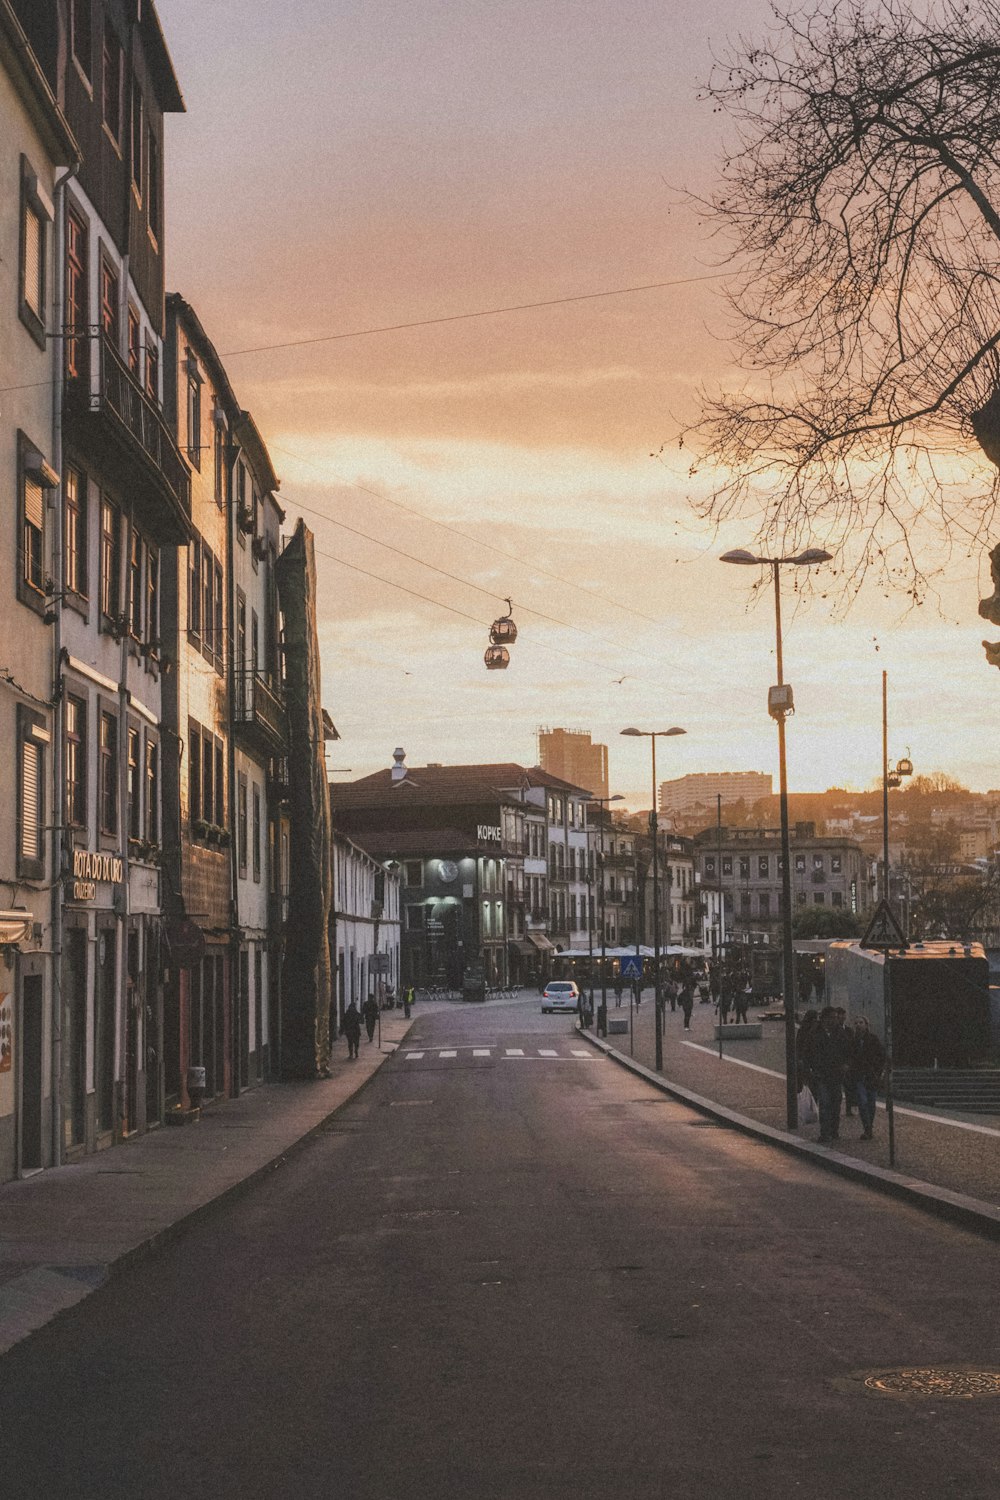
[620,727,686,1071]
[720,546,832,1132]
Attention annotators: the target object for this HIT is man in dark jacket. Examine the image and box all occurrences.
[342,1001,362,1059]
[811,1006,851,1143]
[362,994,379,1044]
[848,1016,886,1140]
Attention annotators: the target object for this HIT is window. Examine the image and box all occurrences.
[202,735,214,824]
[832,890,843,907]
[188,538,201,639]
[214,420,226,506]
[145,339,158,403]
[130,82,143,196]
[102,20,122,143]
[238,775,248,874]
[797,890,807,905]
[722,856,732,876]
[145,739,158,844]
[186,358,202,464]
[147,127,160,240]
[21,462,45,598]
[739,856,750,880]
[404,861,422,887]
[127,726,141,840]
[65,695,87,828]
[17,707,46,881]
[741,891,752,915]
[795,854,806,872]
[758,855,769,878]
[100,497,120,621]
[759,893,770,918]
[64,466,88,598]
[127,306,140,375]
[236,591,246,672]
[66,210,87,379]
[99,711,118,836]
[831,854,842,873]
[71,0,92,78]
[704,856,716,876]
[146,546,159,647]
[215,742,225,829]
[128,530,142,637]
[100,258,119,350]
[214,560,224,668]
[252,786,261,883]
[20,159,49,346]
[814,892,826,905]
[406,906,425,931]
[236,463,247,548]
[189,723,202,824]
[813,854,824,870]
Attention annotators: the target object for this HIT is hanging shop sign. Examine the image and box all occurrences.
[68,848,124,902]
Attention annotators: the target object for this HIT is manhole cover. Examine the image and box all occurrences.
[848,1367,1000,1399]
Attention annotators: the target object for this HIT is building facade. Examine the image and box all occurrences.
[0,0,78,1180]
[331,832,401,1018]
[658,770,772,822]
[538,727,609,802]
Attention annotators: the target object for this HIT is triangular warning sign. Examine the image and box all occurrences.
[860,898,908,951]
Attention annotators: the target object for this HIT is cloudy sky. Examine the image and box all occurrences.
[155,0,1000,804]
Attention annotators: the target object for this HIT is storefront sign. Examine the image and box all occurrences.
[72,849,124,884]
[476,824,502,842]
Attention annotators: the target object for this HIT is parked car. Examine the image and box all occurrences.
[541,980,580,1015]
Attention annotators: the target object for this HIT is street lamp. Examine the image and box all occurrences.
[882,671,912,907]
[588,793,625,1036]
[720,545,832,1132]
[620,727,687,1071]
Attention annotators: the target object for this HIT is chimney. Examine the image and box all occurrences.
[391,747,407,782]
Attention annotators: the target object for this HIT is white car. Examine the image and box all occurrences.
[541,980,580,1015]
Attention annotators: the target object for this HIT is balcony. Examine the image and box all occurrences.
[65,332,191,543]
[233,668,288,758]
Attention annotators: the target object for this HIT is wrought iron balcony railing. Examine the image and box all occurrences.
[233,668,288,756]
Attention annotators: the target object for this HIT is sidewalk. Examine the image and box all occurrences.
[583,993,1000,1235]
[0,1008,416,1357]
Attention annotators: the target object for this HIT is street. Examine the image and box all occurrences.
[2,994,999,1499]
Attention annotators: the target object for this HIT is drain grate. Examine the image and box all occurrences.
[849,1367,1000,1399]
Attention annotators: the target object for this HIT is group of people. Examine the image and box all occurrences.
[340,986,416,1060]
[796,1006,886,1143]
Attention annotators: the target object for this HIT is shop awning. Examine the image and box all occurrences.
[527,931,555,952]
[508,939,535,957]
[0,911,32,946]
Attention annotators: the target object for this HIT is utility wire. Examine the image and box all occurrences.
[270,442,666,629]
[280,487,683,672]
[219,273,728,360]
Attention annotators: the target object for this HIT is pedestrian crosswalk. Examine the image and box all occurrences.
[400,1046,598,1063]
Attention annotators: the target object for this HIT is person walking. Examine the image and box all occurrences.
[795,1009,820,1096]
[718,973,733,1026]
[734,976,753,1024]
[679,979,695,1031]
[614,978,624,1009]
[362,994,379,1044]
[848,1016,886,1140]
[812,1006,850,1143]
[403,984,415,1019]
[342,1001,362,1060]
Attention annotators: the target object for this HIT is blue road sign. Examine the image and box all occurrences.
[620,955,643,980]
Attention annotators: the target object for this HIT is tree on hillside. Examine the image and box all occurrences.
[903,772,969,798]
[684,0,1000,600]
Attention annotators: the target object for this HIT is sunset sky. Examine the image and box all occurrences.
[155,0,1000,805]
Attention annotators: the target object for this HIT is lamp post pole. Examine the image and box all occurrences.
[589,794,623,1037]
[721,546,832,1131]
[621,728,686,1072]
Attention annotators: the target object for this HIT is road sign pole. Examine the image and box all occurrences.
[884,957,895,1167]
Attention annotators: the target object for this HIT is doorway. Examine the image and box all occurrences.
[20,975,43,1171]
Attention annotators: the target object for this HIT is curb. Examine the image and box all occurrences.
[579,1025,1000,1243]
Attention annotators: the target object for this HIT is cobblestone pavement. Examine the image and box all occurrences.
[586,991,1000,1209]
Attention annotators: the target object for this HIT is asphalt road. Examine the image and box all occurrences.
[3,995,1000,1499]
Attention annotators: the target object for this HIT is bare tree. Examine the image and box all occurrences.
[684,0,1000,601]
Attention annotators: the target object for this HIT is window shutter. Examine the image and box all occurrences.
[24,205,43,317]
[21,740,40,859]
[24,474,43,532]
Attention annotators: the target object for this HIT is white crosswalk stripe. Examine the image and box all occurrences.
[438,1050,457,1058]
[538,1049,558,1057]
[505,1048,525,1057]
[398,1046,599,1063]
[473,1049,491,1057]
[405,1052,424,1060]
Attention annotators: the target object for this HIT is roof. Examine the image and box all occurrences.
[0,1,79,163]
[346,828,483,859]
[141,1,185,114]
[335,761,593,806]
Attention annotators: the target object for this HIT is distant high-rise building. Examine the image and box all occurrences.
[538,727,609,800]
[659,771,772,819]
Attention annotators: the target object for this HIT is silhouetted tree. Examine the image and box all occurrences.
[685,0,1000,599]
